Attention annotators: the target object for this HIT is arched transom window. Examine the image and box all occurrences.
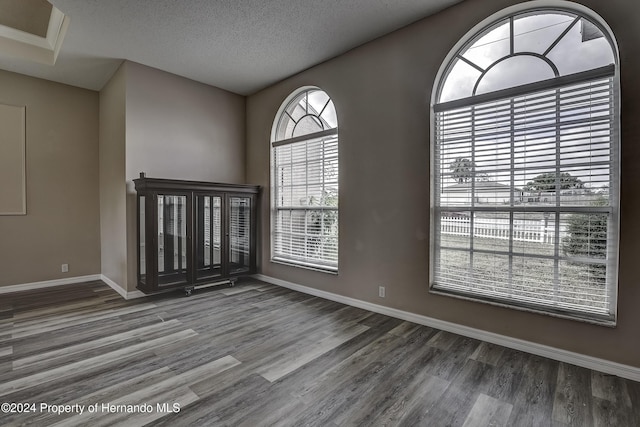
[271,88,339,271]
[431,5,619,324]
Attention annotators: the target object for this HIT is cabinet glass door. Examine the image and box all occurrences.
[195,195,223,281]
[157,194,188,286]
[229,196,252,274]
[139,196,146,286]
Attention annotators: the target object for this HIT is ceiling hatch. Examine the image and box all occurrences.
[0,0,69,65]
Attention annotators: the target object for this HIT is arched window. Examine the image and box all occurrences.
[431,4,619,324]
[271,87,339,271]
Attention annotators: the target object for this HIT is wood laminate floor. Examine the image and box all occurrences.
[0,279,638,426]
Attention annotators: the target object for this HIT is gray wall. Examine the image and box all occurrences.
[5,60,246,293]
[246,0,640,367]
[0,69,100,286]
[124,62,246,184]
[118,62,245,291]
[99,63,127,288]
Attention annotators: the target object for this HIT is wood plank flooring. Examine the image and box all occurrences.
[0,279,638,426]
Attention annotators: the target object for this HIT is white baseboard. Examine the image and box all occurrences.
[0,274,102,294]
[254,274,640,382]
[99,275,146,300]
[0,274,147,300]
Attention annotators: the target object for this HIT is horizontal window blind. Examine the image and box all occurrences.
[229,197,250,260]
[433,72,618,322]
[273,133,338,270]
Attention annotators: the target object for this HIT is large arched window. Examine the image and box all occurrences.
[271,87,338,271]
[430,3,619,324]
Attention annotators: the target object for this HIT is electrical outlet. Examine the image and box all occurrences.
[61,264,69,273]
[378,286,386,298]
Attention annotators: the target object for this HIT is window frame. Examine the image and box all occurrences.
[270,86,339,273]
[429,2,621,325]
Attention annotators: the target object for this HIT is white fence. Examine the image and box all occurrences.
[441,216,562,244]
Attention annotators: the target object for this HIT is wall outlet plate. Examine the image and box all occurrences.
[379,286,385,298]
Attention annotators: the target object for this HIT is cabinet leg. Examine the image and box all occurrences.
[229,279,236,288]
[184,286,194,296]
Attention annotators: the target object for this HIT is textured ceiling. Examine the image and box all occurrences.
[0,0,463,95]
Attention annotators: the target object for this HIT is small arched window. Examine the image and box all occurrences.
[271,87,339,271]
[431,4,619,324]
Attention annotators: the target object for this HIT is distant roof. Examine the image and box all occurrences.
[443,181,522,192]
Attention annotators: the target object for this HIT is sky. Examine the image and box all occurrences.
[439,12,615,102]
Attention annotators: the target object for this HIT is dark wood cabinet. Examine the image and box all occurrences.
[134,174,259,295]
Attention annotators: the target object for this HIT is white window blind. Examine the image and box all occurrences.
[271,88,339,271]
[230,197,251,264]
[433,69,618,323]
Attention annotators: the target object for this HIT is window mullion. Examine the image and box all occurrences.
[305,141,310,261]
[607,77,616,316]
[288,148,293,258]
[434,113,443,285]
[470,106,476,283]
[553,88,561,304]
[509,98,515,294]
[542,16,580,57]
[509,16,514,56]
[321,138,326,259]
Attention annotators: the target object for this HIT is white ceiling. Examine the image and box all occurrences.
[0,0,463,95]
